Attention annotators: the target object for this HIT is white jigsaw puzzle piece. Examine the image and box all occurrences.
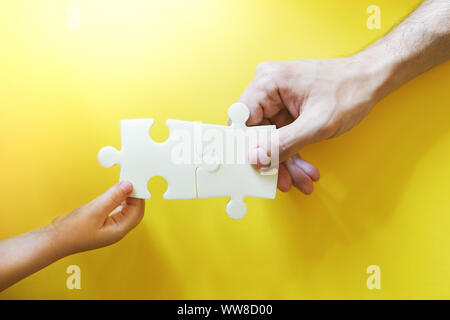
[196,103,278,220]
[98,103,278,220]
[98,118,200,200]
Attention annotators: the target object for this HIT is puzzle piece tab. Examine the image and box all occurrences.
[97,103,278,219]
[196,103,278,219]
[98,119,199,200]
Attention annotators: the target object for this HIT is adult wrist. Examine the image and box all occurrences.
[349,45,401,104]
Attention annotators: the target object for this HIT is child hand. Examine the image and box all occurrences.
[49,181,145,256]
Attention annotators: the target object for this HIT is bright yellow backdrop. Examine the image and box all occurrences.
[0,0,449,299]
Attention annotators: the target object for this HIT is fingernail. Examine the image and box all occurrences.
[119,181,133,193]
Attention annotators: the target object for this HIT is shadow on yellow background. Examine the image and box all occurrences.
[0,0,449,299]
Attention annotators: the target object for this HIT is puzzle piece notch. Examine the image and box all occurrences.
[98,118,198,200]
[196,103,278,220]
[98,103,278,220]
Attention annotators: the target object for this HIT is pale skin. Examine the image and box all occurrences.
[1,0,449,292]
[244,0,450,193]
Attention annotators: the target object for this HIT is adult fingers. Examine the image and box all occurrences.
[239,78,284,126]
[277,114,321,162]
[250,111,321,168]
[290,154,320,182]
[238,81,265,126]
[277,163,292,192]
[284,157,315,195]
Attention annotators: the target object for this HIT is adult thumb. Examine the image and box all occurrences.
[277,115,320,161]
[250,114,319,167]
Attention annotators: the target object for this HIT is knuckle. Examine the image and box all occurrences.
[255,61,269,74]
[256,76,275,92]
[255,61,278,76]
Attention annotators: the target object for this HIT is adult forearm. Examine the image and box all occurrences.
[354,0,450,102]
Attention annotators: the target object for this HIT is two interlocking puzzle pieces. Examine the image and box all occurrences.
[97,103,278,219]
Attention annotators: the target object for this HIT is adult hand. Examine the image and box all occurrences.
[241,0,450,195]
[241,57,381,193]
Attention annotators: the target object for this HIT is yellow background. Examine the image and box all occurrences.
[0,0,449,299]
